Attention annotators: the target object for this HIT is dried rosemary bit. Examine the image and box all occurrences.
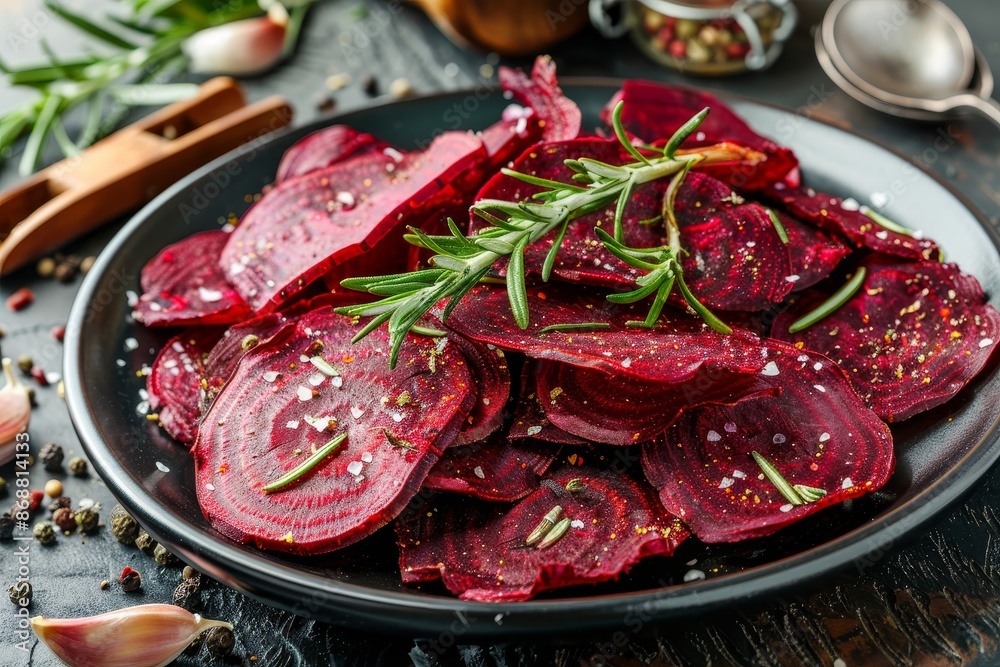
[751,451,826,506]
[382,428,417,451]
[309,356,339,377]
[240,334,260,350]
[525,505,562,546]
[262,433,347,494]
[537,517,572,549]
[565,478,586,493]
[538,322,612,334]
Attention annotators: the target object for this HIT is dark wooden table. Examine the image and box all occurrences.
[2,1,1000,665]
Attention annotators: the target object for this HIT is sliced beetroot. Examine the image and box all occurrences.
[642,343,894,543]
[672,172,794,311]
[772,260,1000,421]
[221,131,486,311]
[445,286,780,444]
[606,80,799,191]
[509,361,588,445]
[498,55,580,143]
[148,328,221,443]
[136,231,252,327]
[275,125,388,183]
[780,211,850,290]
[447,332,511,445]
[423,433,558,502]
[764,184,939,261]
[398,466,689,601]
[194,307,474,555]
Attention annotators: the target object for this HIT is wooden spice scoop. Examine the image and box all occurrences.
[0,77,293,276]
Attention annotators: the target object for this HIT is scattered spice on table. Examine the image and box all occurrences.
[75,505,100,534]
[68,457,87,477]
[39,442,64,471]
[154,543,180,566]
[135,530,157,554]
[33,521,56,545]
[44,479,63,498]
[7,581,30,605]
[110,504,139,543]
[5,288,34,311]
[53,507,76,533]
[119,566,142,592]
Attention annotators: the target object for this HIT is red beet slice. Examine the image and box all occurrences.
[194,307,475,555]
[220,131,486,311]
[423,433,559,502]
[772,260,1000,421]
[136,231,252,327]
[509,361,588,445]
[642,344,894,542]
[147,329,221,443]
[764,184,939,261]
[498,56,580,143]
[780,211,850,290]
[275,125,389,183]
[672,172,794,311]
[606,80,799,191]
[398,466,689,601]
[447,332,511,445]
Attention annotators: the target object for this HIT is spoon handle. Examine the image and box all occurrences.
[959,95,1000,131]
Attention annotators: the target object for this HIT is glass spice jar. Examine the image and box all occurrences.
[593,0,798,75]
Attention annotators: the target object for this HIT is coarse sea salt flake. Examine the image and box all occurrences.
[571,519,584,529]
[719,477,735,489]
[732,470,746,479]
[785,275,800,283]
[263,371,280,383]
[779,504,794,513]
[621,357,632,368]
[156,461,170,473]
[297,386,313,401]
[761,361,780,376]
[332,376,344,388]
[362,452,373,463]
[124,337,139,351]
[347,461,363,476]
[842,477,854,489]
[980,338,994,348]
[526,426,543,436]
[473,466,485,479]
[773,433,787,444]
[724,422,737,433]
[392,413,404,423]
[814,384,826,393]
[286,420,299,429]
[198,287,223,302]
[308,373,325,387]
[351,406,365,419]
[819,432,831,442]
[683,569,705,582]
[706,430,722,442]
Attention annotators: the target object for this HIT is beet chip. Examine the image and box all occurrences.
[136,231,252,327]
[498,55,581,143]
[221,131,485,311]
[642,344,894,542]
[398,466,689,601]
[148,329,221,444]
[509,362,588,445]
[780,211,850,290]
[194,307,475,555]
[773,260,1000,421]
[606,80,799,191]
[423,433,559,502]
[764,184,939,261]
[448,333,511,445]
[275,125,388,183]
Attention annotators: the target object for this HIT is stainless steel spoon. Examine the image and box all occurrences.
[818,0,1000,128]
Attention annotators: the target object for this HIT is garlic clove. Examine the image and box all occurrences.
[31,604,232,667]
[182,10,286,76]
[0,357,31,465]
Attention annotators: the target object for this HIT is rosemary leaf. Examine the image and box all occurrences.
[787,267,867,334]
[538,322,612,334]
[45,1,139,49]
[751,451,804,506]
[262,433,346,494]
[507,236,531,329]
[612,100,651,166]
[766,208,790,245]
[663,107,710,159]
[541,220,569,282]
[862,206,914,237]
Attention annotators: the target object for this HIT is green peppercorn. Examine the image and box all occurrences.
[203,626,235,657]
[67,457,87,477]
[182,565,197,581]
[0,477,7,497]
[7,581,30,605]
[153,543,179,567]
[52,507,76,533]
[33,521,56,545]
[109,504,139,544]
[0,514,13,541]
[38,443,64,472]
[74,506,100,534]
[120,569,142,593]
[16,354,33,375]
[135,530,157,555]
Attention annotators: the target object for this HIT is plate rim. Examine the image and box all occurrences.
[64,78,1000,636]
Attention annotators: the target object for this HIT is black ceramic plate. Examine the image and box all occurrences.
[65,81,1000,637]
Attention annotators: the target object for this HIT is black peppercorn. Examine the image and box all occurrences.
[172,575,202,610]
[74,506,100,534]
[54,262,77,283]
[48,496,71,514]
[153,543,179,567]
[135,530,157,555]
[52,507,76,532]
[38,443,64,472]
[203,626,235,657]
[361,73,378,96]
[7,581,30,605]
[33,521,56,545]
[0,514,13,541]
[67,457,87,477]
[109,504,139,544]
[120,569,142,593]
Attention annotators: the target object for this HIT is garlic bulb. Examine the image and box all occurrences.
[32,604,232,667]
[183,4,288,76]
[0,357,31,465]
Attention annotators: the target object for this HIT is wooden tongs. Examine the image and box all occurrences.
[0,77,293,276]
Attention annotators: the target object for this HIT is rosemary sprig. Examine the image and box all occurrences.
[766,208,790,245]
[338,102,764,367]
[787,267,867,334]
[538,322,612,334]
[262,433,346,494]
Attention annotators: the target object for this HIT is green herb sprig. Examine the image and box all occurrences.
[337,102,764,367]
